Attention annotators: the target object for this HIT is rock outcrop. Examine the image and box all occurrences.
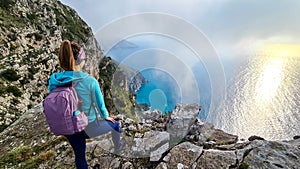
[0,103,299,169]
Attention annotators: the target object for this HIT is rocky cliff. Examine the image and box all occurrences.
[0,0,103,132]
[0,0,143,132]
[0,104,299,168]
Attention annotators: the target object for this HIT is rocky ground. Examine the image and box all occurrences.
[0,103,299,169]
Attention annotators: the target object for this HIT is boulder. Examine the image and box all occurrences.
[241,140,300,169]
[166,104,200,144]
[196,149,237,169]
[142,109,161,121]
[130,131,170,159]
[208,129,238,145]
[248,135,265,141]
[163,142,203,168]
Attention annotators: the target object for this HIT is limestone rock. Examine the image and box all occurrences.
[163,142,203,168]
[131,131,170,158]
[248,135,265,141]
[1,103,300,169]
[241,140,300,169]
[166,103,200,144]
[196,150,237,169]
[142,109,161,121]
[208,129,238,145]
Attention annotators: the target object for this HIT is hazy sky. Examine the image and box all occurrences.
[60,0,300,60]
[59,0,300,111]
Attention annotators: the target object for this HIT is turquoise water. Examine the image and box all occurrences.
[135,69,181,113]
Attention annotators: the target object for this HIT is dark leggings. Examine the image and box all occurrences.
[65,120,120,169]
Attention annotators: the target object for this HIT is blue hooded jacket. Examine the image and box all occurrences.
[48,71,108,122]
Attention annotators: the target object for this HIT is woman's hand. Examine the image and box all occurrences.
[105,117,115,123]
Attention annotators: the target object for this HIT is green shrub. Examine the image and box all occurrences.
[0,69,20,81]
[0,0,14,10]
[28,67,39,74]
[7,33,17,41]
[27,13,38,24]
[34,33,43,41]
[0,83,5,95]
[6,86,22,97]
[239,162,249,169]
[26,33,43,41]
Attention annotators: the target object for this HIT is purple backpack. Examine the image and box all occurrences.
[43,86,88,136]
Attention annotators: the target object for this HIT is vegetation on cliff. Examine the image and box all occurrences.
[98,56,145,118]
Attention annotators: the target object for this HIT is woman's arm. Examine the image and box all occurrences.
[93,79,109,119]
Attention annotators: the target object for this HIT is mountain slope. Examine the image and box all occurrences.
[0,0,103,131]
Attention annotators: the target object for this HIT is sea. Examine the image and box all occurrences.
[107,41,300,140]
[211,55,300,140]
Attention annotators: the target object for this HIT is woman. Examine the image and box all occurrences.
[48,40,121,169]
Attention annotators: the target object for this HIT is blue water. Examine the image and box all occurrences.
[106,39,212,116]
[135,69,181,113]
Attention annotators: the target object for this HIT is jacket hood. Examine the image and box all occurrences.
[48,71,89,92]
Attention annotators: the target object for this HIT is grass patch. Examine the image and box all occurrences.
[3,146,33,165]
[0,7,26,28]
[1,146,56,169]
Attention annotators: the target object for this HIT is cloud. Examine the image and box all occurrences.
[60,0,300,61]
[196,0,300,57]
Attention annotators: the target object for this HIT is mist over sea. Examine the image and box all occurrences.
[107,39,299,140]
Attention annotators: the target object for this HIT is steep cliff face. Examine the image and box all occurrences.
[98,57,146,117]
[0,0,103,131]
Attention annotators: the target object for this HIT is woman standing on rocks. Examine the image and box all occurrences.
[48,40,121,169]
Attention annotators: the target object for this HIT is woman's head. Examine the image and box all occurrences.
[58,40,86,71]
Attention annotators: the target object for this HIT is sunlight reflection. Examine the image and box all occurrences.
[255,58,284,102]
[217,43,299,140]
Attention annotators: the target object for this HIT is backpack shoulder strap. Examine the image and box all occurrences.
[90,81,101,124]
[72,77,94,119]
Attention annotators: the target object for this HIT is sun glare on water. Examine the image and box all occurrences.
[212,43,300,139]
[255,44,300,102]
[255,58,284,102]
